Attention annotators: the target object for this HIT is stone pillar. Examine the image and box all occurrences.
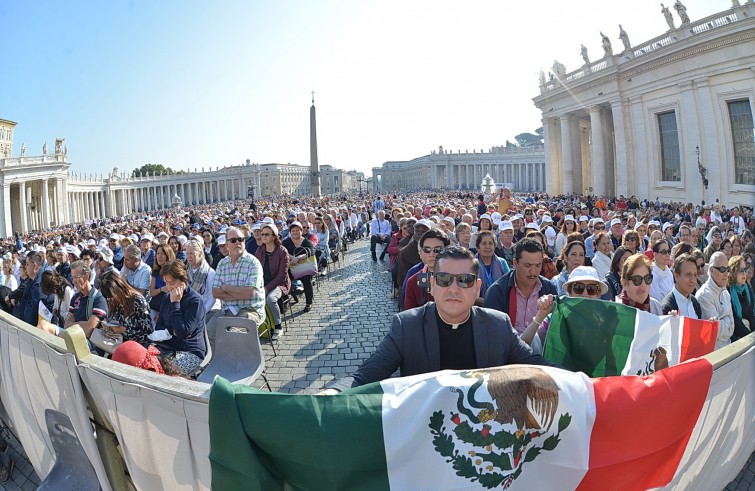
[615,99,633,198]
[1,184,10,237]
[695,78,717,203]
[40,179,50,228]
[560,115,575,195]
[589,106,606,197]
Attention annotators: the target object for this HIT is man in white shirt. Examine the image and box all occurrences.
[696,252,734,349]
[370,210,392,262]
[729,207,746,234]
[660,253,701,318]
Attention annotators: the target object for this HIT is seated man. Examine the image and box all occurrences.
[402,229,450,310]
[325,247,553,393]
[65,260,108,337]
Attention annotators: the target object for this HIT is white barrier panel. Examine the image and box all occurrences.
[661,344,755,489]
[79,362,212,490]
[0,319,112,489]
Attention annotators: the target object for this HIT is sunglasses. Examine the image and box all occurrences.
[421,246,444,254]
[656,249,670,255]
[570,282,601,296]
[227,237,244,244]
[434,272,478,288]
[594,225,605,230]
[260,233,272,237]
[625,274,653,286]
[696,262,705,270]
[625,237,637,242]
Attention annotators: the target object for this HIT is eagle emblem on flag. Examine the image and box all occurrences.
[428,367,572,489]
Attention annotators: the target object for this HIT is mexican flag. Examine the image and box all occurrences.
[542,297,718,377]
[209,358,713,490]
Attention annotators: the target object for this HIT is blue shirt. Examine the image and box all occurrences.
[154,285,207,360]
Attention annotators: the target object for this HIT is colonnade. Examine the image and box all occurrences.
[67,177,248,223]
[431,162,546,192]
[543,103,621,197]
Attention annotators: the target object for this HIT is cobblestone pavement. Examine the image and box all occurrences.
[1,237,752,489]
[1,428,40,491]
[259,237,398,394]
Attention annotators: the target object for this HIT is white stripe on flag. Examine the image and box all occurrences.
[381,366,596,490]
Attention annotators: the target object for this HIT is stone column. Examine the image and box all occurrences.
[560,115,575,195]
[40,179,50,228]
[1,184,10,237]
[614,99,633,198]
[589,106,606,197]
[695,77,717,202]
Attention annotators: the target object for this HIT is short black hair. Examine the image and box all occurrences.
[513,237,544,261]
[419,229,450,248]
[80,249,97,260]
[433,246,480,276]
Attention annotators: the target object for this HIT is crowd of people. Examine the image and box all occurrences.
[323,188,754,393]
[0,186,753,478]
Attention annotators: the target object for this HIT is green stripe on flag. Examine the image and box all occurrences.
[543,297,637,377]
[210,377,389,491]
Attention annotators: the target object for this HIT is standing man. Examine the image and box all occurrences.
[373,196,385,213]
[121,245,151,299]
[369,210,392,262]
[211,227,266,341]
[19,252,54,327]
[55,247,72,284]
[397,219,431,290]
[139,234,156,268]
[324,247,553,393]
[495,220,515,267]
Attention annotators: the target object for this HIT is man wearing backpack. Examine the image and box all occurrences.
[65,260,108,337]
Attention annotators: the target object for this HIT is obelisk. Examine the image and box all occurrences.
[310,91,321,197]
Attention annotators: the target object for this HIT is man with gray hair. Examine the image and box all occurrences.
[696,251,735,349]
[121,244,151,298]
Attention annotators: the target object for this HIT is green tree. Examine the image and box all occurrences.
[131,163,187,177]
[514,132,543,147]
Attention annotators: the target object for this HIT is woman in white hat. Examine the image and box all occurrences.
[523,266,608,353]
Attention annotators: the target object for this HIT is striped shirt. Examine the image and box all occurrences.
[213,251,265,316]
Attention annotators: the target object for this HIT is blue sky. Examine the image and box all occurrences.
[1,0,724,176]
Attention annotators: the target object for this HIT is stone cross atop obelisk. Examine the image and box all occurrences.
[310,91,321,197]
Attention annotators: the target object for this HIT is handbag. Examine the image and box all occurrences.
[90,326,124,354]
[149,292,165,311]
[290,255,318,279]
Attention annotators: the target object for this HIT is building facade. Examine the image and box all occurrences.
[533,3,755,207]
[372,145,546,193]
[0,126,361,236]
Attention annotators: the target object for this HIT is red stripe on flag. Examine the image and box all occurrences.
[680,317,718,362]
[577,358,713,491]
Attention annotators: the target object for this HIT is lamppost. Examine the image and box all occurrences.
[696,146,708,189]
[357,176,364,195]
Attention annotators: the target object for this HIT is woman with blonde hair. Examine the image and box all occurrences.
[2,259,17,291]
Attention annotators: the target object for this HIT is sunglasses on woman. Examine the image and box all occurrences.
[570,283,601,296]
[433,272,477,288]
[625,274,653,286]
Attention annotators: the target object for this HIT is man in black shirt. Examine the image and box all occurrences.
[326,247,552,392]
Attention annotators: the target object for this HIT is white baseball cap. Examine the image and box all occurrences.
[499,220,513,231]
[610,218,622,227]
